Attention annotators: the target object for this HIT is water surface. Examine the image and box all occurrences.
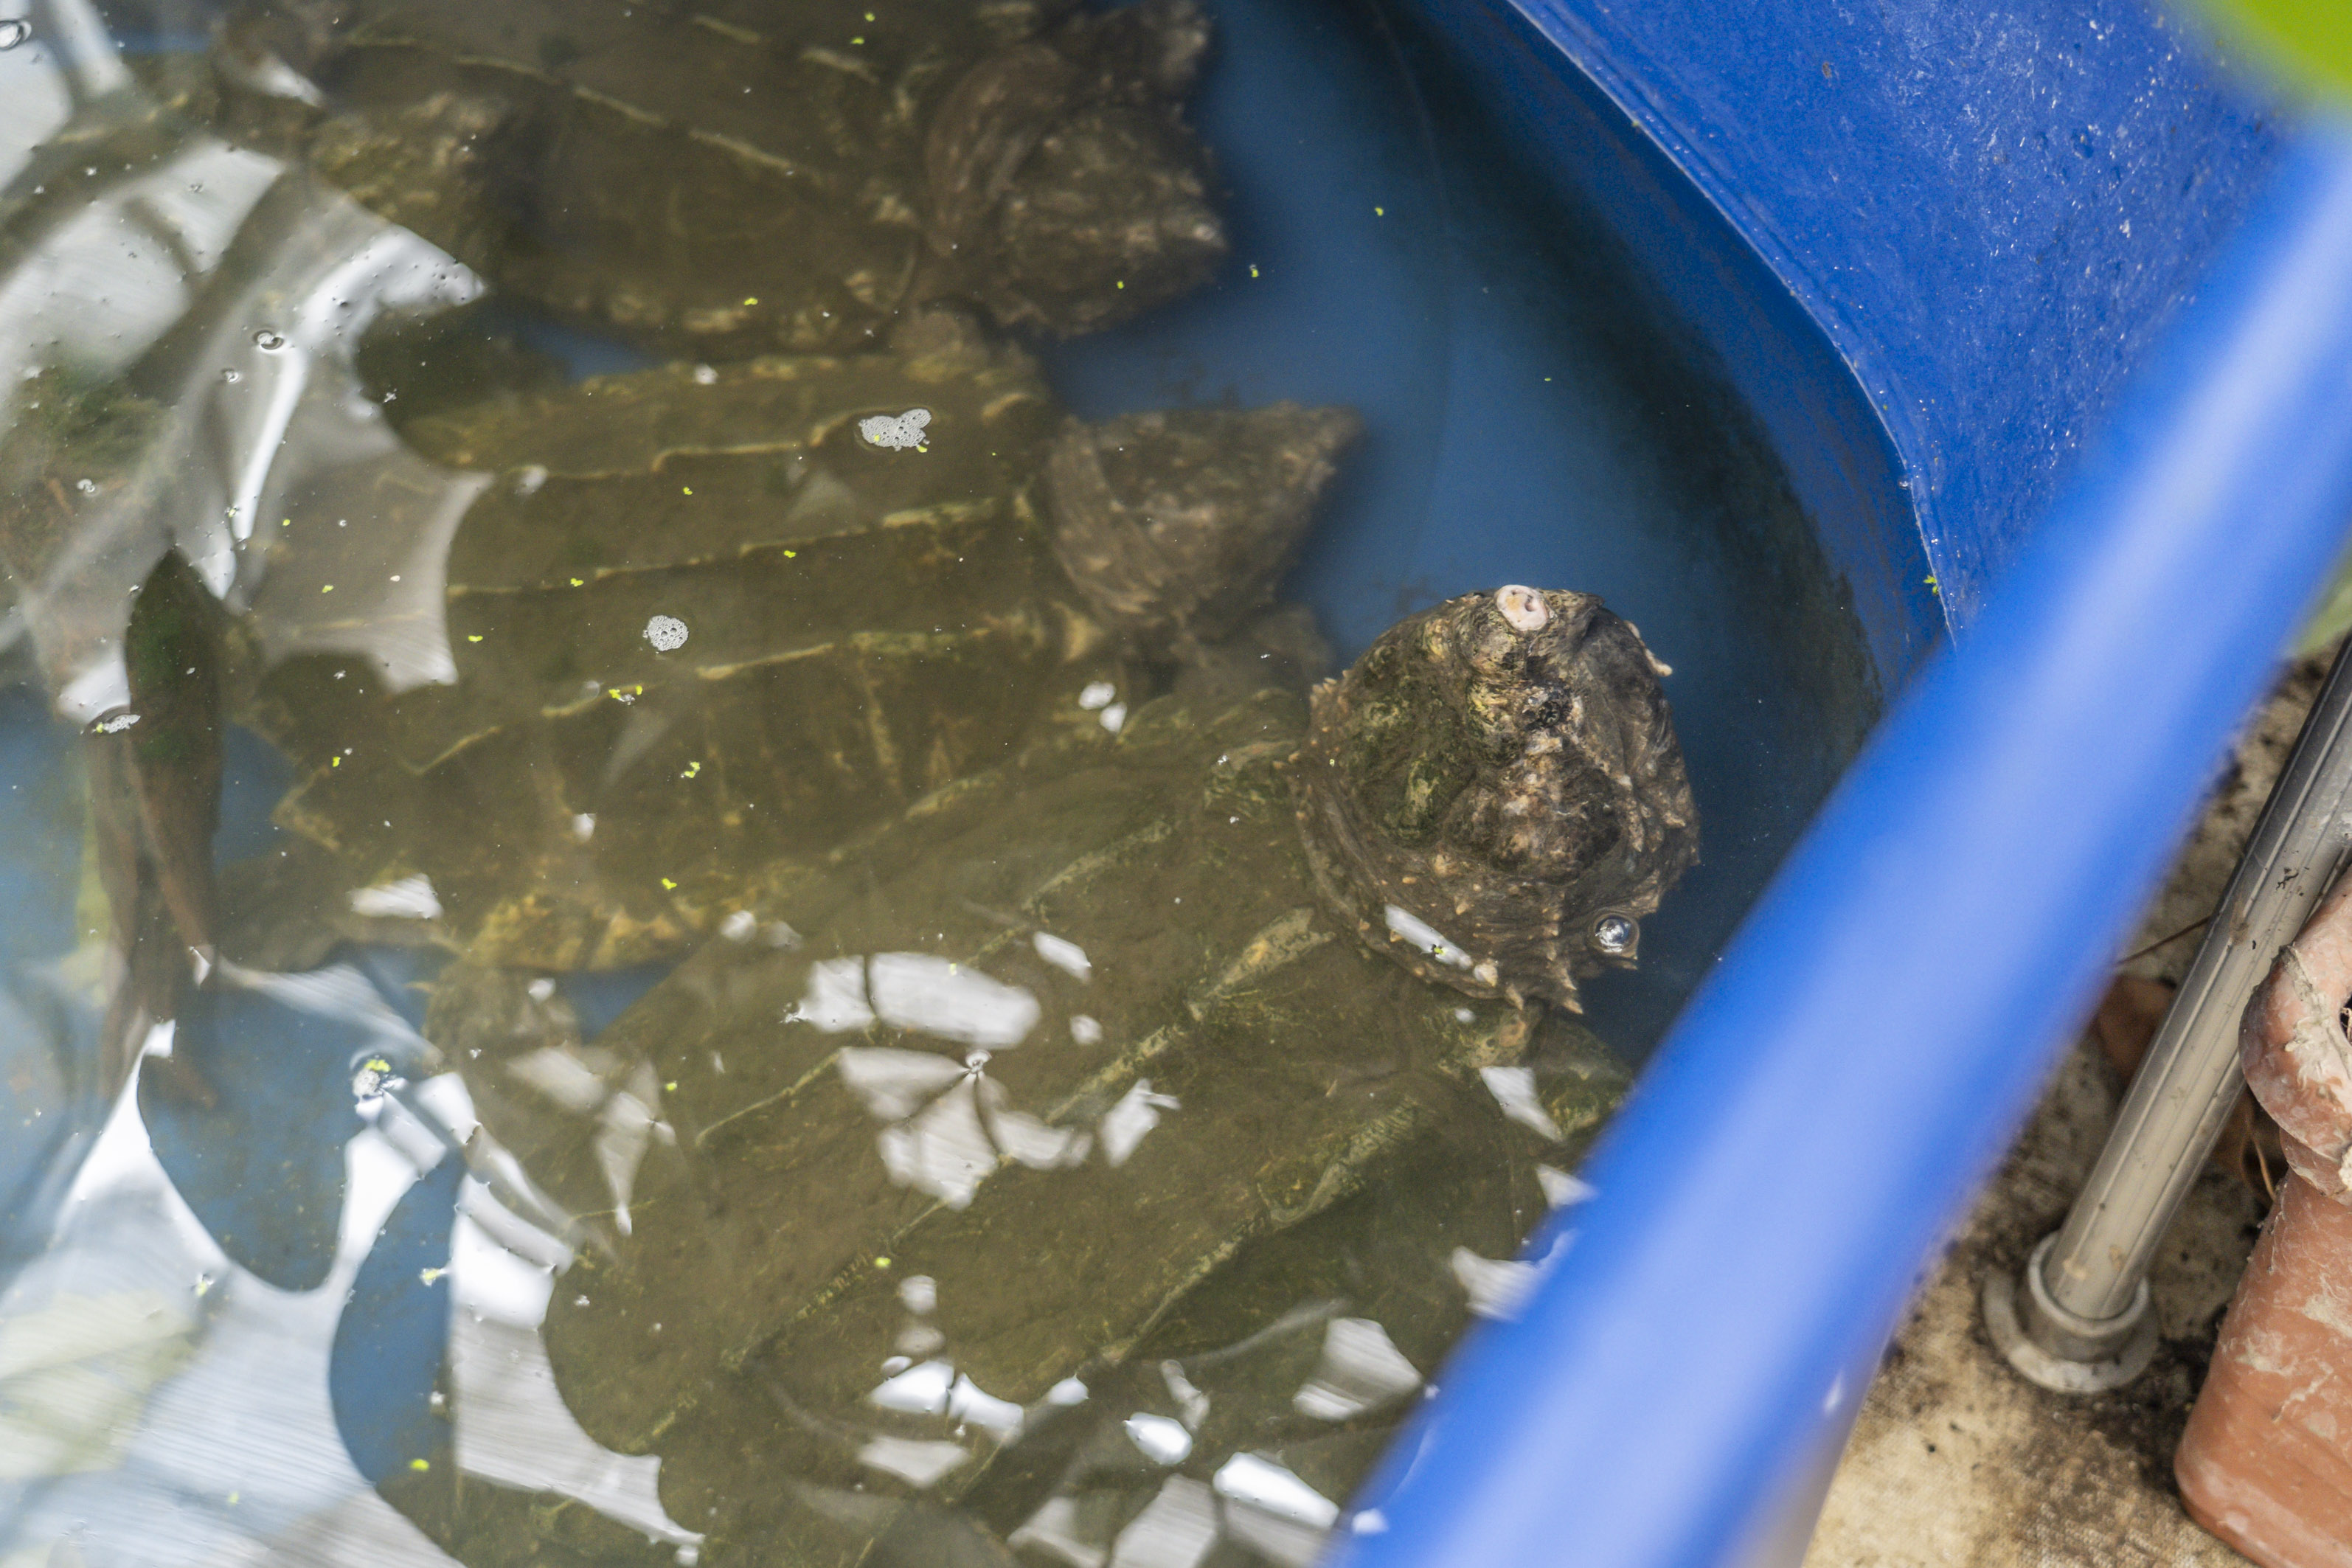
[0,1,1876,1562]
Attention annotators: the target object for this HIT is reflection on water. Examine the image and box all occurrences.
[0,0,1868,1561]
[0,962,690,1564]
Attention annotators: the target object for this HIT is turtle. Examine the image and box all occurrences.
[428,584,1693,1560]
[235,313,1362,973]
[425,948,1622,1567]
[207,0,1229,358]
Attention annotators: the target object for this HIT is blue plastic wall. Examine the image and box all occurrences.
[1410,0,2285,650]
[1331,4,2352,1565]
[2,3,2338,1562]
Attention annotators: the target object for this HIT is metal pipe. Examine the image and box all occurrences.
[1988,634,2352,1392]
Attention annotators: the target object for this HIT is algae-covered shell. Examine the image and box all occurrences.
[1295,586,1699,1010]
[533,693,1609,1541]
[498,587,1678,1553]
[434,918,1616,1560]
[245,327,1109,970]
[245,323,1364,972]
[228,0,1227,355]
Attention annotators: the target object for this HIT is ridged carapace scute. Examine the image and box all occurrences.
[1294,585,1698,1009]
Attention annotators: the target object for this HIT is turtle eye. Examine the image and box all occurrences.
[1591,913,1637,956]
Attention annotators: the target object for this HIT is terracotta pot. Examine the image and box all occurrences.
[2179,867,2352,1567]
[2179,1176,2352,1567]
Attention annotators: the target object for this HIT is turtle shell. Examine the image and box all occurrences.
[242,322,1360,972]
[242,323,1114,969]
[510,683,1631,1553]
[223,0,1227,356]
[408,938,1612,1563]
[414,585,1690,1558]
[440,956,1617,1564]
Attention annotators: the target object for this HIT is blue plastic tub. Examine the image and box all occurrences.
[6,1,2352,1564]
[1322,4,2352,1567]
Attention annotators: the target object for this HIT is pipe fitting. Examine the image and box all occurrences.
[1984,1231,2161,1393]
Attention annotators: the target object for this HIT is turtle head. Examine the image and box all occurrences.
[1294,586,1698,1010]
[1043,402,1361,653]
[925,0,1227,334]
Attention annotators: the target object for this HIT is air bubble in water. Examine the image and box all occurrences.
[0,18,30,49]
[221,369,240,384]
[254,330,286,351]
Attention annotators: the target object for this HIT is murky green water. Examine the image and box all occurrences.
[0,1,1874,1564]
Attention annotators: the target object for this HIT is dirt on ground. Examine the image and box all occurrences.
[1801,642,2345,1568]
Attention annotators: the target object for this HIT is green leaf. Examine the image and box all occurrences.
[2200,0,2352,101]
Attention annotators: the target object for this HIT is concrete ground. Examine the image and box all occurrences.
[1801,647,2345,1568]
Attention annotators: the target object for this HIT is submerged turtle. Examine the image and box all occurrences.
[238,315,1360,971]
[454,586,1693,1558]
[212,0,1228,356]
[431,948,1620,1565]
